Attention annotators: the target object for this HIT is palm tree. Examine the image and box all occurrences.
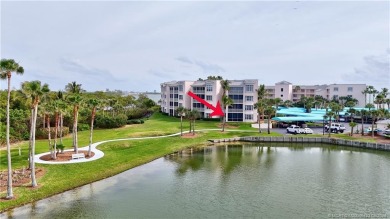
[22,80,50,187]
[0,58,24,199]
[329,102,342,122]
[176,106,186,136]
[385,99,390,109]
[349,122,357,136]
[359,109,368,136]
[274,98,282,114]
[283,100,293,108]
[67,94,82,154]
[51,99,62,159]
[326,111,335,138]
[220,79,231,124]
[254,99,267,133]
[264,100,276,134]
[65,81,83,152]
[256,84,268,125]
[87,98,99,157]
[186,110,199,135]
[221,95,233,132]
[369,110,380,137]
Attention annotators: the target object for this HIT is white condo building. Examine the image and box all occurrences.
[160,79,259,122]
[265,81,367,107]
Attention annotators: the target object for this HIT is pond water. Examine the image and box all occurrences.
[2,144,390,218]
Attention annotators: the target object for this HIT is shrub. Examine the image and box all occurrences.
[95,114,127,129]
[36,127,70,139]
[127,119,144,124]
[202,118,221,121]
[78,123,90,131]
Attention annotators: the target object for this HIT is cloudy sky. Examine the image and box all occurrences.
[1,1,389,92]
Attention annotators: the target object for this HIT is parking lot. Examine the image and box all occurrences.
[271,122,374,135]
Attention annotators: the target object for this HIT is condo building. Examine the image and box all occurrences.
[160,79,259,122]
[265,81,367,107]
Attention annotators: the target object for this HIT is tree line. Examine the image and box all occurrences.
[1,58,157,199]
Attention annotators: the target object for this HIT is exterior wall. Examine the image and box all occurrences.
[265,82,367,107]
[160,81,194,116]
[161,79,258,122]
[327,84,366,107]
[265,86,275,99]
[274,81,293,101]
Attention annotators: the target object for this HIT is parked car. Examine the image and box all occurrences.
[384,129,390,135]
[302,128,313,134]
[287,125,304,134]
[324,123,346,133]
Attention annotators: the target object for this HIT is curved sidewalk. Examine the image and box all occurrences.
[34,129,258,165]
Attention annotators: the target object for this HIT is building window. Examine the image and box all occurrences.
[245,105,253,111]
[179,103,182,107]
[206,95,212,101]
[193,87,205,92]
[205,113,210,118]
[227,113,243,121]
[348,87,353,92]
[179,95,183,100]
[206,84,213,92]
[245,85,254,92]
[245,96,253,101]
[281,94,283,97]
[334,87,339,92]
[281,88,284,92]
[245,114,253,120]
[178,85,183,91]
[333,95,339,99]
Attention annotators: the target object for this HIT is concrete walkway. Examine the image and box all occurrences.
[35,129,259,165]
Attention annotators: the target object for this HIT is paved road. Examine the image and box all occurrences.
[272,122,373,135]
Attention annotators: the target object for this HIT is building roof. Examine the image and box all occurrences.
[276,81,292,85]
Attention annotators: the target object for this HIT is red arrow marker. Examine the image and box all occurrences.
[187,91,224,117]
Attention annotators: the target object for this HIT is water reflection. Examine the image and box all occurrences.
[3,143,390,219]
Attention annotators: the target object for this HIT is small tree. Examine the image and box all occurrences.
[176,106,186,136]
[349,122,357,136]
[221,95,233,132]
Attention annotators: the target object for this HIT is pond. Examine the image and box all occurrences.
[2,143,390,218]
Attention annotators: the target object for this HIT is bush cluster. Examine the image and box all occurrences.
[127,119,144,124]
[36,127,70,139]
[95,115,127,129]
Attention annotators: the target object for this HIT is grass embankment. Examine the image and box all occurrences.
[0,113,281,212]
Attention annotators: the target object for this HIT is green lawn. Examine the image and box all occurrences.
[0,113,280,211]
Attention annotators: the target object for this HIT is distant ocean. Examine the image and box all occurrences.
[131,93,161,103]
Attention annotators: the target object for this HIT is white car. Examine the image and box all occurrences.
[302,128,313,134]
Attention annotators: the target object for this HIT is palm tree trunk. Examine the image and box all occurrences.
[371,117,375,137]
[257,113,261,133]
[222,115,226,132]
[267,115,271,134]
[31,104,38,187]
[180,116,183,136]
[328,117,332,138]
[75,107,79,154]
[29,108,34,170]
[53,112,58,159]
[6,74,13,199]
[88,108,95,157]
[60,112,63,144]
[47,114,53,159]
[361,116,364,136]
[73,105,77,152]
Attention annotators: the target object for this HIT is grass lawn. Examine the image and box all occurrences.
[0,113,281,212]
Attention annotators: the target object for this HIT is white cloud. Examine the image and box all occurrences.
[1,1,388,91]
